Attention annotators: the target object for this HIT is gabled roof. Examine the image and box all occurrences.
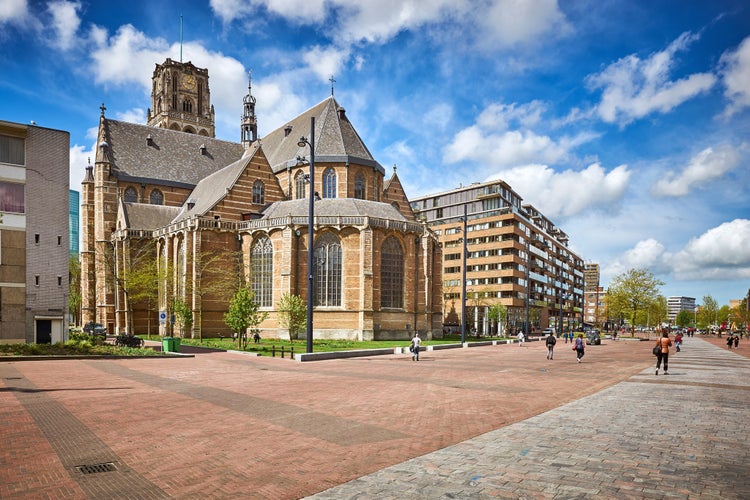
[261,198,408,221]
[101,118,245,187]
[171,144,261,223]
[260,97,384,175]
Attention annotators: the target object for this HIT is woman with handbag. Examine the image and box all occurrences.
[655,331,673,375]
[573,334,585,363]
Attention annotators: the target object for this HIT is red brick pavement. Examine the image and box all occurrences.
[1,336,671,499]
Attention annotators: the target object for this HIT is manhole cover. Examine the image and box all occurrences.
[76,462,117,474]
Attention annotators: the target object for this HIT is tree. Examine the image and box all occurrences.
[224,286,268,350]
[675,310,693,328]
[172,299,193,338]
[277,293,307,342]
[606,268,664,336]
[486,303,508,337]
[698,295,719,328]
[190,248,244,340]
[69,256,82,326]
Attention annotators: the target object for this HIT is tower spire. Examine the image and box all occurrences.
[179,14,183,63]
[241,68,258,148]
[329,75,336,96]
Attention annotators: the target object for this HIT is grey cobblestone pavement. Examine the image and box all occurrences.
[309,338,750,499]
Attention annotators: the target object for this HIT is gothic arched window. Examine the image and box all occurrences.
[354,172,365,199]
[124,187,138,203]
[150,189,164,205]
[295,172,306,200]
[322,168,337,199]
[380,237,404,308]
[314,233,342,307]
[251,236,273,308]
[252,180,265,204]
[182,99,193,113]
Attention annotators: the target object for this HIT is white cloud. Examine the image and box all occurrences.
[605,239,669,278]
[47,0,81,51]
[672,219,750,280]
[720,35,750,118]
[209,0,567,50]
[651,145,742,197]
[0,0,29,24]
[484,162,631,218]
[587,31,716,125]
[479,0,570,47]
[301,45,350,83]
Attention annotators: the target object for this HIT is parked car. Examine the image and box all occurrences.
[587,329,601,345]
[83,322,107,336]
[542,327,555,336]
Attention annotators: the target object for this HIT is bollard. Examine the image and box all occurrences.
[281,346,285,358]
[272,345,276,357]
[291,346,294,358]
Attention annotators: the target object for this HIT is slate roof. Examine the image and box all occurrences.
[122,202,182,230]
[102,118,245,187]
[261,198,408,221]
[260,97,384,175]
[171,144,260,223]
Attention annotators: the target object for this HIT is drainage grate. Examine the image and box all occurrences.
[76,462,117,474]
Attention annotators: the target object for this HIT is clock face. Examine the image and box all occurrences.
[182,75,196,90]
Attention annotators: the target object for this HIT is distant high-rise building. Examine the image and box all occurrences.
[69,189,79,256]
[667,296,696,321]
[584,263,599,291]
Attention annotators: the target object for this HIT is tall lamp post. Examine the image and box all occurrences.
[298,117,315,354]
[460,204,468,343]
[525,236,530,341]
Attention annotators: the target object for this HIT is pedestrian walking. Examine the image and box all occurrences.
[563,331,569,343]
[727,335,734,349]
[655,331,672,375]
[674,332,682,352]
[573,333,585,363]
[546,330,557,360]
[410,332,422,361]
[517,331,525,346]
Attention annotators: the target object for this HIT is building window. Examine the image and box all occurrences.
[251,236,273,308]
[35,275,39,286]
[314,232,342,307]
[0,135,25,165]
[295,172,306,199]
[150,189,164,205]
[354,172,365,199]
[0,181,24,213]
[182,99,193,113]
[58,276,62,286]
[124,187,138,203]
[322,168,336,198]
[380,237,404,308]
[35,234,40,244]
[252,180,265,204]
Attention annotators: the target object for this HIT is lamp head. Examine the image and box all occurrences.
[298,137,308,148]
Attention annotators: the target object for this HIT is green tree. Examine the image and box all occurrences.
[69,256,82,326]
[277,293,307,342]
[698,295,718,328]
[606,268,664,336]
[224,286,268,350]
[675,310,693,328]
[486,303,508,337]
[172,299,193,338]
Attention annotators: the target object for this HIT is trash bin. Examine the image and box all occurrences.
[162,337,175,352]
[173,337,181,352]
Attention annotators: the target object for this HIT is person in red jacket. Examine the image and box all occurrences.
[655,331,673,375]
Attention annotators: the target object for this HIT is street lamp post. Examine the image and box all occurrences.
[525,237,530,341]
[298,117,315,354]
[460,204,468,344]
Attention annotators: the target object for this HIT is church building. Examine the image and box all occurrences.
[80,58,443,341]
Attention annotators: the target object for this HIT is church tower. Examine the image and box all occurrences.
[241,71,258,149]
[146,58,215,137]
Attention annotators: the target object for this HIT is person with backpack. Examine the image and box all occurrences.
[655,331,673,375]
[546,330,557,360]
[573,333,585,363]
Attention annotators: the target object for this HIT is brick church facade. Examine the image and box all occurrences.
[80,59,443,340]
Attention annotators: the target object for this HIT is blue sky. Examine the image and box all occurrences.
[2,0,749,308]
